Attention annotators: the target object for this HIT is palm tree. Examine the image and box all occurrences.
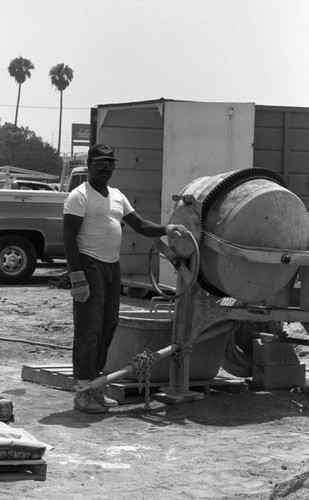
[8,56,35,126]
[49,63,74,154]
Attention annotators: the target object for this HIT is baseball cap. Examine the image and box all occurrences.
[88,144,118,162]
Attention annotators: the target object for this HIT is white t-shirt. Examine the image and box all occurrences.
[63,182,134,263]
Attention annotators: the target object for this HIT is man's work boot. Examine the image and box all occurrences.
[74,390,108,414]
[90,388,118,407]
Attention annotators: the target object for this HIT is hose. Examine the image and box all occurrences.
[0,336,72,350]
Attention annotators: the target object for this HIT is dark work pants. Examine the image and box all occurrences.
[72,253,121,380]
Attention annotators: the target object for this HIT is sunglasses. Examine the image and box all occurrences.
[91,160,116,169]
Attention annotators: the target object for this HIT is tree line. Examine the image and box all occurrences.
[0,123,62,176]
[7,56,74,154]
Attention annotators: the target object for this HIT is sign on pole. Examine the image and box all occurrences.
[71,124,90,155]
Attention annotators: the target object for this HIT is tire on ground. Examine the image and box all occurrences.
[0,235,37,284]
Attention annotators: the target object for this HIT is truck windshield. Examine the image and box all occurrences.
[69,174,88,191]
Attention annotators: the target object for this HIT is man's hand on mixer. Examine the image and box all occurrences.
[166,224,188,238]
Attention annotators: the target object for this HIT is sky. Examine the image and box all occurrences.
[0,0,308,155]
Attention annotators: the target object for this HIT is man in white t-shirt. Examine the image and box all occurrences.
[63,144,186,414]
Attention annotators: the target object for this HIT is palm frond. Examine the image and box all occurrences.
[8,56,35,84]
[49,63,74,91]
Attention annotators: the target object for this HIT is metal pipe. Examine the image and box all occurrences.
[76,343,179,392]
[77,322,235,392]
[251,331,309,346]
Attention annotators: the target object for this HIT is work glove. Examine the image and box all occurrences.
[166,223,188,238]
[70,270,90,302]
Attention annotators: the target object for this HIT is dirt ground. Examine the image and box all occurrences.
[2,263,309,499]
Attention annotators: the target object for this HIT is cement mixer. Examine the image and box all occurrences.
[83,168,309,404]
[147,167,309,398]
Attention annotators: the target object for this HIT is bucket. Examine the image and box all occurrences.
[179,169,309,303]
[103,310,229,381]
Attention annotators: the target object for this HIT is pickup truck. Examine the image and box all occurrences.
[0,167,88,284]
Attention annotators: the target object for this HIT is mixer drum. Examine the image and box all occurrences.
[179,169,309,303]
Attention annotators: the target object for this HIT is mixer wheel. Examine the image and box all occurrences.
[221,320,283,378]
[148,232,200,300]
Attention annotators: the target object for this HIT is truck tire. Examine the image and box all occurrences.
[0,235,37,284]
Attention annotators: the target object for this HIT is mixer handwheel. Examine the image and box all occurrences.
[148,231,200,300]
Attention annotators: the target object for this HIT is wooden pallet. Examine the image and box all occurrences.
[21,363,172,402]
[0,459,47,481]
[22,364,75,391]
[22,364,249,402]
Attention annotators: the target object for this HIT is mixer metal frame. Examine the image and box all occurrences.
[156,195,309,401]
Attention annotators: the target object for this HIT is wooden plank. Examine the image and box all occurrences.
[22,363,72,369]
[0,459,47,482]
[22,365,75,392]
[37,368,73,374]
[202,378,249,394]
[110,379,167,389]
[110,377,249,399]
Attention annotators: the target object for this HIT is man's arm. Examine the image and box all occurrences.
[123,211,187,238]
[63,213,90,302]
[63,213,84,272]
[123,211,167,237]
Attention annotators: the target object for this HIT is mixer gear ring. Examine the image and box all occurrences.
[201,167,288,218]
